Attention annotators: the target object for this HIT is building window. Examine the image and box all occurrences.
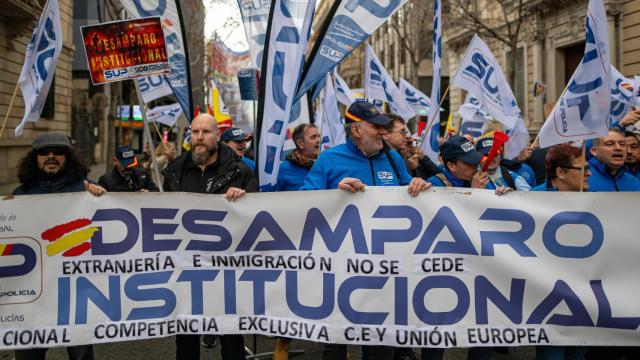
[390,43,395,71]
[41,76,55,120]
[508,48,526,112]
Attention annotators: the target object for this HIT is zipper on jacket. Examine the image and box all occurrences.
[368,158,376,186]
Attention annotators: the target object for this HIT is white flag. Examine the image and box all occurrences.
[505,118,530,160]
[16,0,62,136]
[333,71,355,106]
[399,78,434,116]
[538,0,610,148]
[146,103,183,127]
[458,95,491,139]
[364,44,415,121]
[138,75,173,104]
[420,0,443,162]
[451,34,521,128]
[258,0,316,191]
[609,66,635,124]
[320,73,346,151]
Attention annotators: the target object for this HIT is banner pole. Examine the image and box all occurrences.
[0,84,19,141]
[579,141,586,193]
[134,80,164,192]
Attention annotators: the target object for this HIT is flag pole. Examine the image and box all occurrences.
[134,80,164,192]
[0,84,19,141]
[579,140,586,192]
[417,82,451,149]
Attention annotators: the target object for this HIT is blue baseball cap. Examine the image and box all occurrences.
[115,146,137,168]
[475,137,498,156]
[440,136,483,164]
[345,101,391,126]
[220,127,251,142]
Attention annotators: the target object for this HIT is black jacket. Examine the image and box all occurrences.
[98,167,158,192]
[162,143,258,194]
[13,175,87,195]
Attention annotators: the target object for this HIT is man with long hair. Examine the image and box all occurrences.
[12,132,104,360]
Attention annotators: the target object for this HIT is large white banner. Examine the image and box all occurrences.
[538,0,610,148]
[16,0,62,136]
[2,189,640,350]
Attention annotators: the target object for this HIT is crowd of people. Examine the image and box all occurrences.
[10,101,640,360]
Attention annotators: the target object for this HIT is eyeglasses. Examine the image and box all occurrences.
[561,166,590,173]
[37,148,66,156]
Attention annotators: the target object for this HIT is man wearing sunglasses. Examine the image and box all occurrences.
[13,132,105,197]
[98,145,158,192]
[12,132,103,360]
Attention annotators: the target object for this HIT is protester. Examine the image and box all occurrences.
[476,136,531,191]
[534,143,589,192]
[220,127,255,170]
[624,131,640,178]
[427,136,512,195]
[300,101,430,360]
[587,128,640,191]
[163,113,257,360]
[276,123,320,191]
[301,101,430,197]
[98,145,158,192]
[12,132,104,360]
[150,141,177,185]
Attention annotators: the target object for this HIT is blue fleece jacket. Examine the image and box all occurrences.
[241,156,255,170]
[587,157,640,191]
[427,168,492,189]
[301,139,412,190]
[276,159,310,191]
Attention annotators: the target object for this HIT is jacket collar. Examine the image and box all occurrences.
[345,138,382,159]
[589,157,626,181]
[442,168,468,187]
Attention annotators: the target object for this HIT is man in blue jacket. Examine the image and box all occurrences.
[276,123,320,191]
[588,128,640,191]
[301,101,430,197]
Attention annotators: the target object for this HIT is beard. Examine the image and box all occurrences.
[191,141,217,166]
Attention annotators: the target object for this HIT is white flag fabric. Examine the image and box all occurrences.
[451,34,521,129]
[458,95,491,139]
[258,0,316,191]
[146,103,183,127]
[420,0,442,162]
[399,78,433,116]
[634,75,640,107]
[320,73,346,151]
[609,66,635,124]
[236,0,271,69]
[364,44,415,121]
[333,71,355,106]
[538,0,610,148]
[138,75,173,104]
[283,95,311,152]
[505,118,530,160]
[16,0,62,136]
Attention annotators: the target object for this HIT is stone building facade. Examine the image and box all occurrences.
[0,0,74,187]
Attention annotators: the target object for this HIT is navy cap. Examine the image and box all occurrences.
[115,146,137,168]
[345,101,391,126]
[440,136,482,164]
[220,127,251,142]
[475,137,496,156]
[32,132,72,151]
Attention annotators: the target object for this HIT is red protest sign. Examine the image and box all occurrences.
[81,17,170,85]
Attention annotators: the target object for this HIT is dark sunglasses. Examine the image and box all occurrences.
[37,148,67,156]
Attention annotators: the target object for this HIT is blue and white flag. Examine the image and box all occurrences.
[451,34,521,129]
[138,75,173,104]
[505,117,530,160]
[609,66,635,125]
[283,95,310,152]
[419,0,442,162]
[538,0,610,148]
[399,78,433,116]
[146,103,183,127]
[364,44,415,121]
[320,73,346,151]
[333,70,355,106]
[237,0,272,68]
[295,0,408,101]
[458,94,491,139]
[15,0,62,136]
[258,0,316,191]
[121,0,193,122]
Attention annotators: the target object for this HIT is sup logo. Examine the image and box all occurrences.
[0,238,42,305]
